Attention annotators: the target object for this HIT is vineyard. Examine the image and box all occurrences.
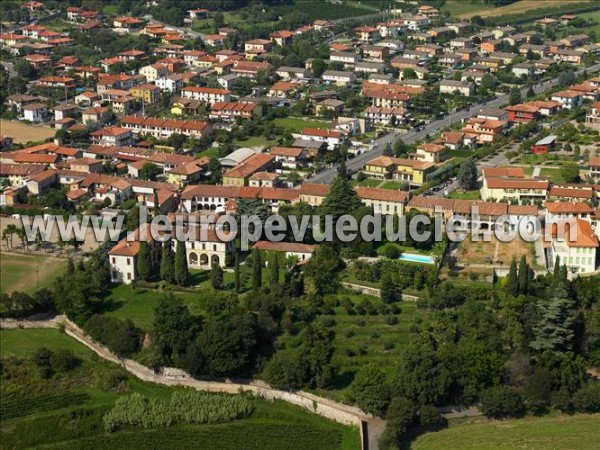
[45,423,346,450]
[1,392,91,419]
[0,329,360,450]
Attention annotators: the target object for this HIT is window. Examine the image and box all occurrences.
[213,244,217,251]
[112,257,115,263]
[127,258,131,265]
[127,272,131,280]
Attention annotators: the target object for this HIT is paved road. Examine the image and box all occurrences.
[309,63,600,184]
[1,61,16,78]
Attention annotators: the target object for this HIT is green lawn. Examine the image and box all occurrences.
[357,178,382,188]
[538,167,566,183]
[100,284,206,330]
[0,329,360,450]
[0,252,66,295]
[1,328,95,359]
[274,117,330,133]
[412,413,600,450]
[232,136,277,148]
[380,181,406,190]
[449,189,481,200]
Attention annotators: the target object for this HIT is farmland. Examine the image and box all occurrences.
[0,251,66,294]
[278,294,430,401]
[452,0,595,19]
[412,413,600,449]
[0,119,55,144]
[0,328,360,450]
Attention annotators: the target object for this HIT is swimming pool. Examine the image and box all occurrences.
[398,253,436,264]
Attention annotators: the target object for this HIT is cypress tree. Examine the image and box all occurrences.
[234,251,241,293]
[380,271,398,304]
[506,258,519,296]
[160,240,176,284]
[210,261,223,289]
[174,240,189,287]
[136,241,152,281]
[252,249,262,290]
[518,256,528,295]
[270,253,280,288]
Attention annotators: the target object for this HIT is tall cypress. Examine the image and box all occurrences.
[234,251,241,293]
[518,256,528,295]
[506,258,519,296]
[136,241,152,281]
[174,240,189,287]
[210,261,223,289]
[160,240,176,284]
[270,253,280,289]
[252,249,262,290]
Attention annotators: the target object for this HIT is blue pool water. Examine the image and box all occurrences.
[398,253,435,264]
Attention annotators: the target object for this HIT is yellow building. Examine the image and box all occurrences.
[363,155,434,185]
[129,84,160,104]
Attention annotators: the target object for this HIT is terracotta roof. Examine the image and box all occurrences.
[253,241,316,254]
[299,183,330,197]
[270,147,303,157]
[551,219,599,248]
[546,201,593,214]
[486,179,549,190]
[302,128,343,138]
[355,187,409,203]
[483,167,525,178]
[549,187,594,199]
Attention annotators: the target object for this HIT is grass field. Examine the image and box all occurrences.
[232,135,277,148]
[441,0,490,17]
[279,294,429,400]
[577,10,600,35]
[453,0,594,19]
[0,328,360,450]
[0,251,66,294]
[274,117,330,133]
[0,119,55,144]
[412,413,600,449]
[380,180,406,190]
[449,189,481,200]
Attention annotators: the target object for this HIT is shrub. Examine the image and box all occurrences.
[344,329,355,338]
[386,316,399,325]
[572,382,600,413]
[418,405,446,430]
[383,341,394,350]
[382,245,400,259]
[480,386,526,419]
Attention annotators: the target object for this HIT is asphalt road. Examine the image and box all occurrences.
[309,63,600,184]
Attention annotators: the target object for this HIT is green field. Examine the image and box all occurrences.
[412,413,600,449]
[441,0,490,17]
[192,0,381,32]
[577,10,600,36]
[0,252,66,295]
[279,294,429,400]
[274,117,330,133]
[380,180,406,190]
[0,328,360,450]
[449,189,481,200]
[232,135,277,148]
